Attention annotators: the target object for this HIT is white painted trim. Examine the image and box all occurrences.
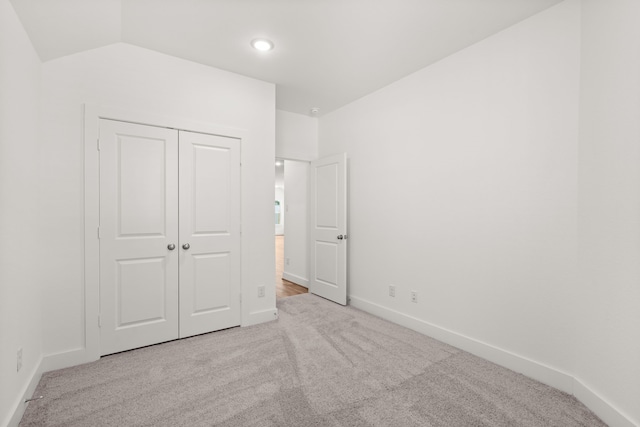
[349,295,574,392]
[7,344,114,426]
[9,295,633,427]
[6,356,44,427]
[573,378,637,427]
[85,104,248,138]
[7,346,90,426]
[350,295,636,427]
[282,272,308,288]
[41,348,89,372]
[84,104,249,364]
[243,308,278,327]
[83,104,101,365]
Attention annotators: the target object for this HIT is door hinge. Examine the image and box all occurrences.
[97,226,101,239]
[98,315,102,328]
[97,138,100,151]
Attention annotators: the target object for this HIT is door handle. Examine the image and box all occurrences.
[167,244,176,250]
[337,235,347,240]
[182,243,190,250]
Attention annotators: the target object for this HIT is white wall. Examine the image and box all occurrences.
[39,43,276,359]
[576,0,640,424]
[283,160,309,287]
[275,187,285,235]
[276,110,318,161]
[0,0,44,425]
[320,0,580,386]
[275,110,316,287]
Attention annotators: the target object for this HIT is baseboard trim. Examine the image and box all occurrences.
[349,295,574,393]
[282,272,308,288]
[42,347,95,373]
[6,355,44,427]
[243,307,278,327]
[7,346,104,426]
[573,378,637,427]
[350,295,636,427]
[8,300,632,427]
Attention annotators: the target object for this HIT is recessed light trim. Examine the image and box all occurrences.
[251,38,274,52]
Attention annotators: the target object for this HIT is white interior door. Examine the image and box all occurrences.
[309,153,348,305]
[99,120,179,355]
[178,131,241,337]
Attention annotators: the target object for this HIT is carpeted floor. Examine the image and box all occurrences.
[20,294,606,426]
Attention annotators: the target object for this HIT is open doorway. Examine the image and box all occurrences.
[275,158,309,298]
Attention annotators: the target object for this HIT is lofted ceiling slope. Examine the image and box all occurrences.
[10,0,563,115]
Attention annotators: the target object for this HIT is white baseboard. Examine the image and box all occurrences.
[349,295,635,427]
[349,295,573,393]
[42,347,95,372]
[573,378,637,427]
[243,307,278,327]
[6,356,44,427]
[6,347,100,426]
[282,272,308,288]
[9,298,632,427]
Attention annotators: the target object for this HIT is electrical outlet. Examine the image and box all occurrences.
[17,348,22,372]
[389,285,396,297]
[411,291,418,303]
[258,285,266,298]
[286,258,290,265]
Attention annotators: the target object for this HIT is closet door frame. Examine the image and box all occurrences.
[83,104,247,363]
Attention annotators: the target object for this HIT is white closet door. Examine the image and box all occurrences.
[99,120,179,355]
[178,131,241,338]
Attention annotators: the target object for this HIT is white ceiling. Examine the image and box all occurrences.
[10,0,563,116]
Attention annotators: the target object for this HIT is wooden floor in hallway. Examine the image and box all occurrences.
[275,235,309,298]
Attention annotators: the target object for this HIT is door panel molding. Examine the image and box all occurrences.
[98,119,180,355]
[178,130,241,338]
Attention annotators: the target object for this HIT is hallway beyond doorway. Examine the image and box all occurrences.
[275,235,308,298]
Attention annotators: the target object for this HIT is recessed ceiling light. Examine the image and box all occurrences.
[275,161,282,166]
[251,38,274,52]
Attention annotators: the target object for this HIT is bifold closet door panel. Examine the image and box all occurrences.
[99,119,180,356]
[178,131,241,338]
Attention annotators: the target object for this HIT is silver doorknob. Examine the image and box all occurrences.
[337,235,344,240]
[182,243,190,250]
[167,244,176,250]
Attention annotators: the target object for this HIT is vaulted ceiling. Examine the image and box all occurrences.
[10,0,563,115]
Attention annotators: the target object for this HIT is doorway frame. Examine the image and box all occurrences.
[278,158,312,289]
[83,104,247,362]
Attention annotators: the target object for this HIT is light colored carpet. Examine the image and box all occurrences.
[20,294,606,426]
